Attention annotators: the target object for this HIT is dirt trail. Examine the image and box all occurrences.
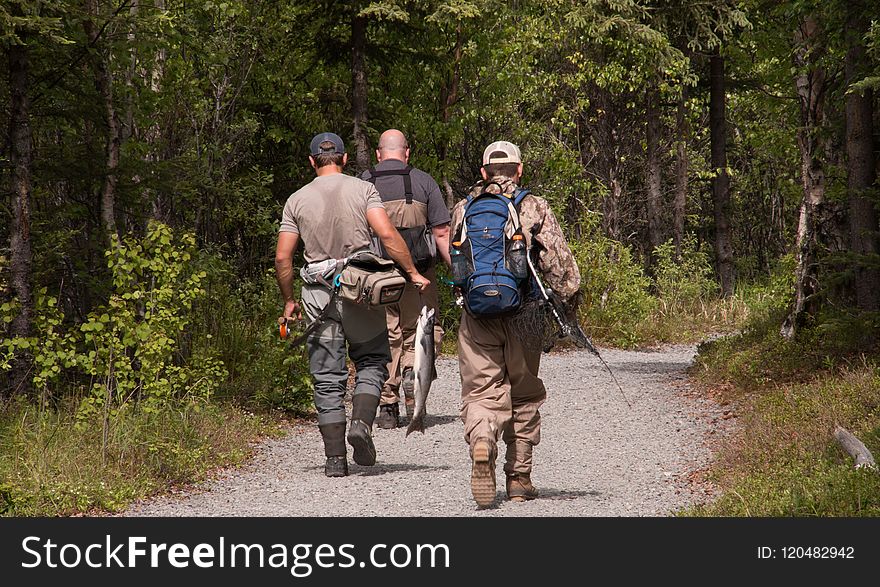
[125,344,724,517]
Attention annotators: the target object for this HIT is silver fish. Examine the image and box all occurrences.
[406,306,436,437]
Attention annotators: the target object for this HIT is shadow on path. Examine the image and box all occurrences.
[538,488,602,501]
[353,463,453,476]
[475,487,603,510]
[610,361,691,375]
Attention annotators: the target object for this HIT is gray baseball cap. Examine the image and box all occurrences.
[310,132,346,156]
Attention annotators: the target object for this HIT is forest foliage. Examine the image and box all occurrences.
[1,0,879,515]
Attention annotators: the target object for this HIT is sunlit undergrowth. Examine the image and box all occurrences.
[0,398,281,516]
[684,302,880,517]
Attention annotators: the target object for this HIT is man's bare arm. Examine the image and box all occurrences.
[275,231,301,317]
[432,223,451,267]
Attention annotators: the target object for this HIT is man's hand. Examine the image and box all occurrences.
[408,271,430,291]
[284,299,302,321]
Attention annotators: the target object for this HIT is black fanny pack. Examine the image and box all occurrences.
[371,225,436,273]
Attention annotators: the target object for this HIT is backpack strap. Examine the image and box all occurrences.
[366,165,414,204]
[458,189,522,243]
[513,187,530,209]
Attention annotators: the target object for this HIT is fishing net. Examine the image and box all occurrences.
[508,299,559,352]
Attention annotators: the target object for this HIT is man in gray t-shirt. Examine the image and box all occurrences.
[275,132,429,478]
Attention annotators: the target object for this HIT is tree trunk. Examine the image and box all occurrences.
[710,50,735,297]
[645,83,663,264]
[596,89,621,241]
[149,0,167,221]
[351,14,370,172]
[123,0,139,143]
[845,0,879,311]
[673,85,689,261]
[6,40,35,399]
[603,175,622,241]
[782,17,828,339]
[84,0,120,237]
[439,23,463,209]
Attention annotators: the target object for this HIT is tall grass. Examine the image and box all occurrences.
[0,397,278,516]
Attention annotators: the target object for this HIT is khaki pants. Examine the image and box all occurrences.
[381,266,443,405]
[457,311,546,476]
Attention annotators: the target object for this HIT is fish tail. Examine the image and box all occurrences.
[405,415,425,437]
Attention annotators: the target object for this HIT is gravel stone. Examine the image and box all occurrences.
[125,344,718,517]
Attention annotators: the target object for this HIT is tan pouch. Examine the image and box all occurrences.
[338,254,407,306]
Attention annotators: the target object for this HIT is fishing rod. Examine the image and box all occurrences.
[525,251,632,408]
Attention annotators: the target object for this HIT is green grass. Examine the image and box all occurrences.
[628,293,751,347]
[683,314,880,517]
[0,398,283,516]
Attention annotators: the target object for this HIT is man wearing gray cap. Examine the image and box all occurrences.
[275,132,430,477]
[450,140,580,506]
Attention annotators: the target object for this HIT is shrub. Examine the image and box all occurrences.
[652,237,718,314]
[195,266,313,413]
[570,234,655,348]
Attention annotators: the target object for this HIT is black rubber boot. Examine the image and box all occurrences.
[376,403,400,429]
[324,456,348,477]
[319,422,348,477]
[351,393,380,426]
[348,394,380,466]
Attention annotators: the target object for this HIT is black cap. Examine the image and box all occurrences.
[309,132,346,156]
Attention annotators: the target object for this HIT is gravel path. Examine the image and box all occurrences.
[126,344,722,517]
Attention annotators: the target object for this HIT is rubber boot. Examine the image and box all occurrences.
[348,394,379,466]
[318,422,348,477]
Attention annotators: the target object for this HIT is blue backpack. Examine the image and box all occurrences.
[451,184,531,318]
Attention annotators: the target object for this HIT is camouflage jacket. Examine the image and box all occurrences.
[450,176,581,301]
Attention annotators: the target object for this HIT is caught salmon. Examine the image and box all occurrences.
[406,306,436,436]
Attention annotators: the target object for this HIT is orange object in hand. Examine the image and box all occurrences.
[278,316,292,340]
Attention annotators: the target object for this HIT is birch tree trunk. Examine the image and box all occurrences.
[781,17,828,339]
[673,86,689,261]
[645,83,664,265]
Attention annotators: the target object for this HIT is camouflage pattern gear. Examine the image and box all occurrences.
[451,176,581,301]
[453,173,580,483]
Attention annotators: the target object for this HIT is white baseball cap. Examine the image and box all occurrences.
[482,141,522,165]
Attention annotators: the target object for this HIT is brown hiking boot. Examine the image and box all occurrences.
[376,403,400,429]
[470,438,497,508]
[506,474,539,502]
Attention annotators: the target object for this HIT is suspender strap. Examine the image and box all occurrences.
[366,165,414,204]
